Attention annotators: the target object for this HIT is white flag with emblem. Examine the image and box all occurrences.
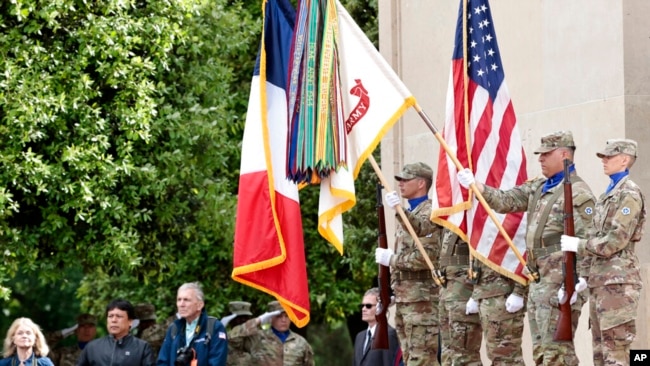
[318,2,417,253]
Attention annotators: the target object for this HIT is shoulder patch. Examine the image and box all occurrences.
[584,206,593,215]
[622,207,631,215]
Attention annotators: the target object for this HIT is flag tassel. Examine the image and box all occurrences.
[413,103,536,283]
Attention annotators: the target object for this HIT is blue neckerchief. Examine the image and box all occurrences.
[78,341,89,350]
[541,164,575,194]
[406,195,429,212]
[271,327,290,343]
[606,170,629,194]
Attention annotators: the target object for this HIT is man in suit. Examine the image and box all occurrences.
[353,287,400,366]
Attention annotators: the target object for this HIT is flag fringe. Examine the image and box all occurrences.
[318,96,416,254]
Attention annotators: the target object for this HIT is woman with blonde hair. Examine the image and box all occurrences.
[0,317,54,366]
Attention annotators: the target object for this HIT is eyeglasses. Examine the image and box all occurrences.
[359,303,376,310]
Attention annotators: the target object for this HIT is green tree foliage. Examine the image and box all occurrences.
[0,0,381,346]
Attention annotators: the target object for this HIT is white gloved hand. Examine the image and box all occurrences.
[457,168,475,189]
[575,277,588,293]
[557,286,578,305]
[375,248,394,267]
[561,235,580,252]
[257,310,282,325]
[130,319,140,330]
[60,324,79,338]
[465,298,479,315]
[384,191,401,209]
[220,313,238,327]
[505,293,524,313]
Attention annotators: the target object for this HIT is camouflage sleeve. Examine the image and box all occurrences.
[391,204,441,271]
[396,209,440,236]
[227,318,261,340]
[571,183,596,278]
[580,189,643,258]
[44,331,64,349]
[511,281,528,297]
[390,236,439,271]
[303,342,315,366]
[481,180,539,213]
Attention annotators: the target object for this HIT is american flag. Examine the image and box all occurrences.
[431,0,529,283]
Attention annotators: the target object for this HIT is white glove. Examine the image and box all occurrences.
[220,313,238,327]
[561,235,580,252]
[257,310,282,325]
[130,319,140,330]
[465,298,479,315]
[557,286,578,305]
[375,248,394,267]
[384,191,401,209]
[505,293,524,313]
[60,324,78,338]
[457,168,475,189]
[575,277,588,293]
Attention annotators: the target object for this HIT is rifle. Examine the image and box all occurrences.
[372,183,390,350]
[553,159,577,342]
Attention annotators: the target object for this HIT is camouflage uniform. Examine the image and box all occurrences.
[482,131,595,366]
[50,345,82,366]
[472,263,526,365]
[48,313,97,366]
[438,232,481,366]
[389,163,442,366]
[134,303,167,361]
[224,301,256,366]
[576,139,646,366]
[227,306,314,366]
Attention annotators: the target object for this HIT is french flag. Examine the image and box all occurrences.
[232,0,310,327]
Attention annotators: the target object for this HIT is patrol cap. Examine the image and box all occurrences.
[394,162,433,181]
[76,313,97,326]
[134,303,157,321]
[267,301,285,313]
[228,301,253,316]
[596,139,637,158]
[533,131,575,154]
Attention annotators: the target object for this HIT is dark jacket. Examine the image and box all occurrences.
[352,326,399,366]
[76,334,153,366]
[156,310,228,366]
[0,355,54,366]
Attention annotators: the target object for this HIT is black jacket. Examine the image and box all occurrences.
[77,334,154,366]
[352,326,399,366]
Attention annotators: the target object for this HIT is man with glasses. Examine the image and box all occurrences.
[353,287,399,366]
[375,162,442,365]
[77,299,154,365]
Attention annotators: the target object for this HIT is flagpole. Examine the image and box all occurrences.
[368,155,446,287]
[413,104,535,282]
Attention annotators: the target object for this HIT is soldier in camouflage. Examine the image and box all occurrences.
[227,301,313,366]
[467,262,526,365]
[48,313,97,366]
[458,130,596,365]
[561,139,646,366]
[376,162,442,366]
[221,301,255,366]
[134,303,166,361]
[438,232,482,366]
